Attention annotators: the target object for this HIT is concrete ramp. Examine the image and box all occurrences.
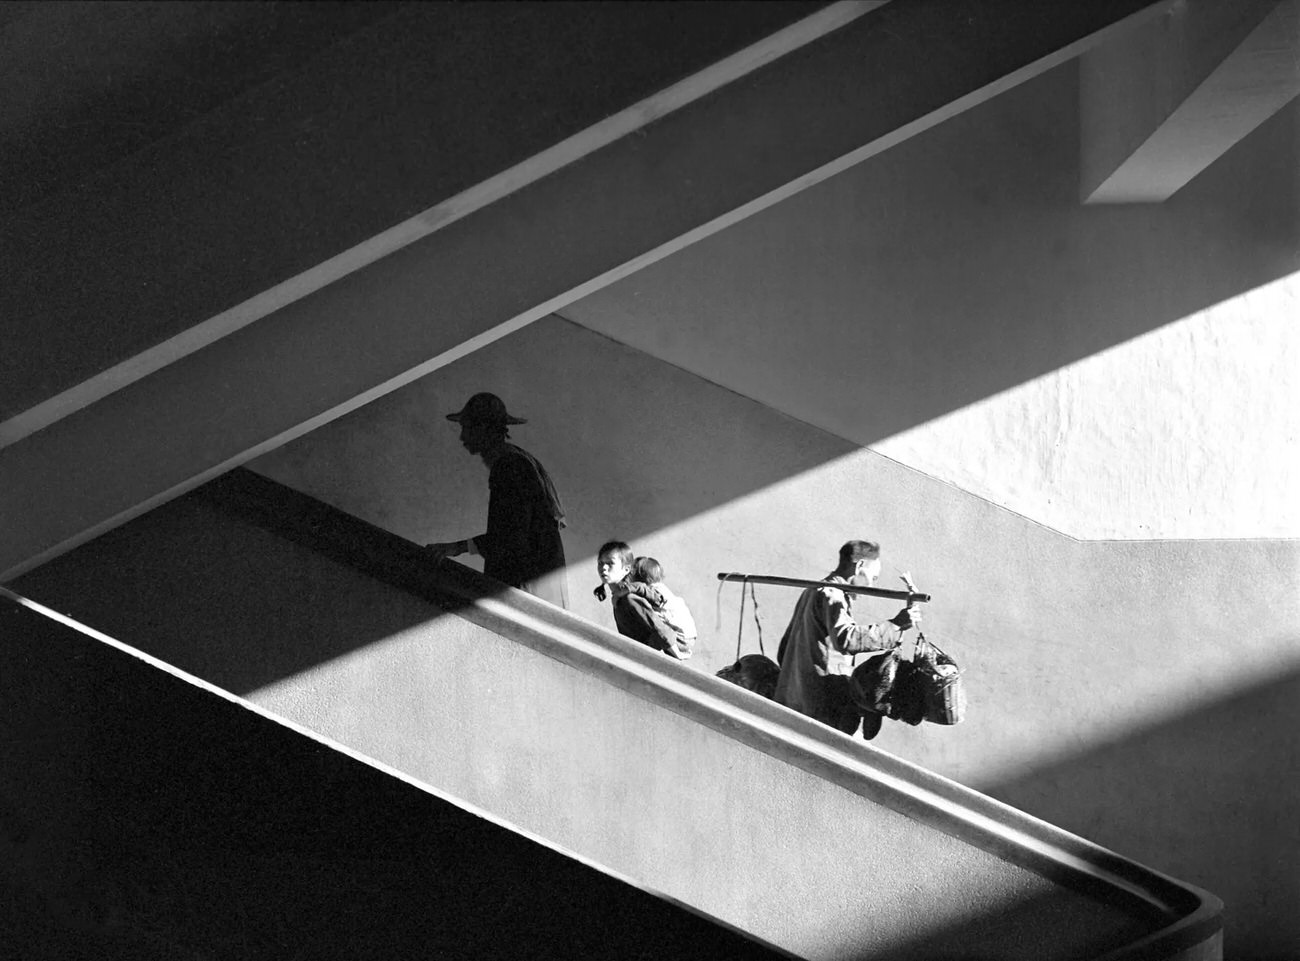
[1,593,792,960]
[9,469,1222,960]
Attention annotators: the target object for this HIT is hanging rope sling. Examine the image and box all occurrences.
[712,575,782,699]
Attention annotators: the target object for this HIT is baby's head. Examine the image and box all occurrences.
[597,541,635,584]
[631,556,664,585]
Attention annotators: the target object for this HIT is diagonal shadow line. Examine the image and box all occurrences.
[553,72,1298,468]
[979,665,1300,961]
[552,310,1088,543]
[12,471,1223,940]
[0,598,794,961]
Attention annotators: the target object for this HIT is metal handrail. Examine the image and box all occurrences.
[717,572,930,604]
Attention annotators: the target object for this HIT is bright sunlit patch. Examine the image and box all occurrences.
[874,272,1300,540]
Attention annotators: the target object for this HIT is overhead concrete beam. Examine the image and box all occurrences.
[0,1,849,445]
[0,0,1173,581]
[1082,0,1300,203]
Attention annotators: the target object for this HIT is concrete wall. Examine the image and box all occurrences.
[564,61,1299,540]
[10,501,1165,961]
[537,60,1300,957]
[248,303,1297,959]
[15,50,1285,958]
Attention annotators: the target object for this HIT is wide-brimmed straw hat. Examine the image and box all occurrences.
[445,392,527,426]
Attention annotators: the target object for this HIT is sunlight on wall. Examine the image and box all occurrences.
[243,308,1297,954]
[252,307,1298,793]
[624,447,1300,787]
[875,273,1300,540]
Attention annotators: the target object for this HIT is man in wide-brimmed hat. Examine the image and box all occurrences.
[427,393,568,607]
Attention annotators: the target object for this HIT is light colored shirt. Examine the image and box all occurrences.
[655,582,697,658]
[656,583,696,640]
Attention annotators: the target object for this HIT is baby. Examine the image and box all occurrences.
[631,556,697,660]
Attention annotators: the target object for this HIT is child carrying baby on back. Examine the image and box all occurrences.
[630,556,697,660]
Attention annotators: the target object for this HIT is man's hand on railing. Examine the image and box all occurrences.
[426,540,468,561]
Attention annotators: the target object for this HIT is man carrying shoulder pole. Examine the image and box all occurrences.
[767,540,921,740]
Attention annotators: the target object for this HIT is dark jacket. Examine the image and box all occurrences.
[476,445,566,597]
[609,579,680,657]
[774,574,902,731]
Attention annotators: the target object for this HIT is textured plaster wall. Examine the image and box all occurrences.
[0,2,822,420]
[252,315,1298,959]
[562,63,1300,540]
[874,277,1298,539]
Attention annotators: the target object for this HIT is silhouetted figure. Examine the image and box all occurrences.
[774,540,920,740]
[594,541,680,657]
[427,393,568,608]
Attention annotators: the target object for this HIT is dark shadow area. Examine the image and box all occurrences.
[983,667,1300,961]
[854,893,1208,961]
[0,1,403,217]
[0,599,788,961]
[11,469,499,696]
[1,1,828,418]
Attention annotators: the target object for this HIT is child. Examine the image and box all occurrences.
[631,556,697,660]
[594,541,680,658]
